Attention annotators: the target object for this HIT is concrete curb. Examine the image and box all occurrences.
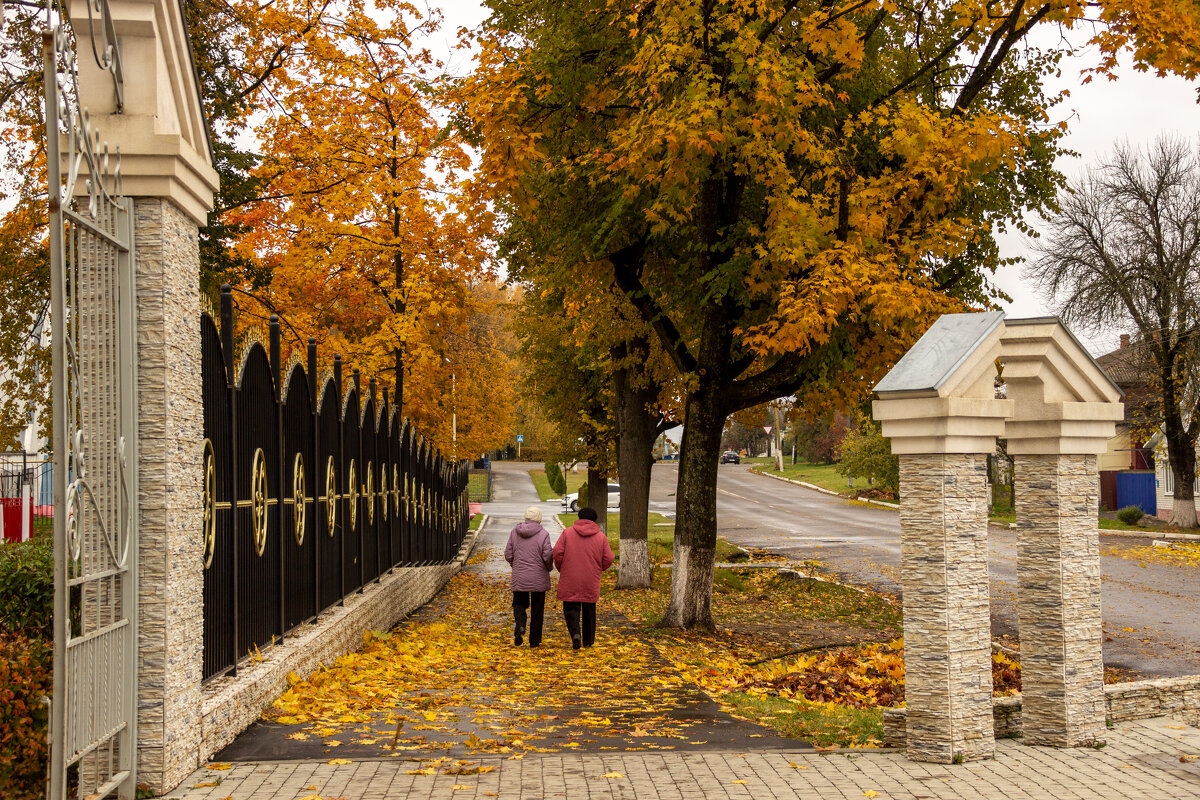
[749,467,900,509]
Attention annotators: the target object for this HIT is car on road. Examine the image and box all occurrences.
[561,483,621,513]
[720,451,740,464]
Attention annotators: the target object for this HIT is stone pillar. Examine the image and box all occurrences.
[1013,454,1106,746]
[73,0,219,792]
[873,310,1011,763]
[1001,317,1123,749]
[899,453,996,762]
[134,199,206,789]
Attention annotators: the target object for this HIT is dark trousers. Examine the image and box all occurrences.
[562,601,597,647]
[512,591,545,646]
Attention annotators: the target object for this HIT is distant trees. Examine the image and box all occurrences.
[1027,137,1200,528]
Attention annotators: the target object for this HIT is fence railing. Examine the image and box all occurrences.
[0,452,53,543]
[201,286,470,681]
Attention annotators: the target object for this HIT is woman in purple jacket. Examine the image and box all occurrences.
[505,506,554,647]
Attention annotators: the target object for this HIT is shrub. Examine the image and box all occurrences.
[0,539,53,638]
[836,416,899,496]
[1116,505,1145,526]
[0,633,52,800]
[544,462,567,496]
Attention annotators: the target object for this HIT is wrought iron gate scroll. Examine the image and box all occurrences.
[45,0,139,797]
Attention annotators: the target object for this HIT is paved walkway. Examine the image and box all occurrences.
[166,715,1200,799]
[164,463,1200,798]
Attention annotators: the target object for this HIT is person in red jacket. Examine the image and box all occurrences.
[552,506,615,650]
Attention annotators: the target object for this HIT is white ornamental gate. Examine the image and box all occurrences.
[44,0,139,796]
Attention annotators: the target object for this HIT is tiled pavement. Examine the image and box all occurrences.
[166,716,1200,799]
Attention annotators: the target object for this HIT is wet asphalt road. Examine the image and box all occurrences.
[645,462,1200,679]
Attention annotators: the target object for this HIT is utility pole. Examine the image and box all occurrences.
[774,402,784,473]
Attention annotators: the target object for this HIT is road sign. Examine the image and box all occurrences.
[517,434,524,443]
[763,426,772,434]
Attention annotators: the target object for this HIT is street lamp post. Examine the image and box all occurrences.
[445,357,456,461]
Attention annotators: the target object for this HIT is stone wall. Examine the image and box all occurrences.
[899,454,995,762]
[197,529,479,772]
[884,677,1200,747]
[135,197,206,793]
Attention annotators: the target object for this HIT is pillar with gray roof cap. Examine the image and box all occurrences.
[1000,318,1123,747]
[74,0,219,790]
[873,311,1013,762]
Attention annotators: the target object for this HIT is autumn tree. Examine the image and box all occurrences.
[1028,137,1200,528]
[468,0,1111,628]
[230,0,510,454]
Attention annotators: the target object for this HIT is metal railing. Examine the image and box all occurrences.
[201,287,470,680]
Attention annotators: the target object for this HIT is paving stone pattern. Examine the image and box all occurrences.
[164,716,1200,799]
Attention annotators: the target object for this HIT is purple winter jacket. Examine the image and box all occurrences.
[505,521,554,592]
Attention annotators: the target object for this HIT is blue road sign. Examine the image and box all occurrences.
[517,434,524,443]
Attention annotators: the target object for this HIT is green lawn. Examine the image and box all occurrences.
[528,468,586,501]
[557,511,743,564]
[742,457,856,496]
[467,472,492,502]
[469,513,484,531]
[724,691,884,748]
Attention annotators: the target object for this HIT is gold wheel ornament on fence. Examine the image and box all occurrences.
[348,460,358,532]
[293,452,306,546]
[203,439,217,569]
[393,465,401,518]
[380,465,388,522]
[366,462,375,525]
[251,448,269,556]
[325,456,337,534]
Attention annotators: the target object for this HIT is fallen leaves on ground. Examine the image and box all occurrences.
[1104,541,1200,569]
[265,560,708,757]
[264,546,1021,755]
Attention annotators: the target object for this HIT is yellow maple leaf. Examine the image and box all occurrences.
[206,763,233,770]
[328,758,353,765]
[864,792,880,798]
[602,771,625,778]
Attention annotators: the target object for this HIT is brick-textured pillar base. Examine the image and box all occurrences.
[135,197,205,793]
[1015,454,1106,746]
[900,454,995,762]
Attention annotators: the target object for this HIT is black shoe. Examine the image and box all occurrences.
[572,635,582,650]
[514,625,524,647]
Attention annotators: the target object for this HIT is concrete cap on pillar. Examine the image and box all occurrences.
[70,0,219,225]
[999,318,1125,455]
[872,312,1013,454]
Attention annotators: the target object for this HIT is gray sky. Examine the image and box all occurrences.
[431,4,1200,357]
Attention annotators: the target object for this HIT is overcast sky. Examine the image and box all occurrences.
[429,4,1200,357]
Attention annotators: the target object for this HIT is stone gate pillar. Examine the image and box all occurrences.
[874,312,1012,762]
[1001,320,1123,747]
[75,0,219,792]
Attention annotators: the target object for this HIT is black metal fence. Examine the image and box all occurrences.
[201,286,470,681]
[0,453,53,543]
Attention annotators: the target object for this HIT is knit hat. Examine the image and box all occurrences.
[525,506,543,523]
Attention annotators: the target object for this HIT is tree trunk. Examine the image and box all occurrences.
[587,466,608,532]
[613,357,659,589]
[1162,359,1198,528]
[1167,431,1198,528]
[658,387,724,629]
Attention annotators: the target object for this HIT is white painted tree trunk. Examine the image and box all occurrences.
[1169,496,1198,528]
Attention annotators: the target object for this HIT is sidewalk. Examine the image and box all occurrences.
[164,463,1200,798]
[166,716,1200,799]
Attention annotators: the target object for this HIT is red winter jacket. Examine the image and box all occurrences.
[553,519,615,603]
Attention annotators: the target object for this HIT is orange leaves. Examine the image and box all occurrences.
[224,0,515,455]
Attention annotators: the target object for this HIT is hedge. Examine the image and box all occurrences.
[0,633,51,799]
[0,539,53,638]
